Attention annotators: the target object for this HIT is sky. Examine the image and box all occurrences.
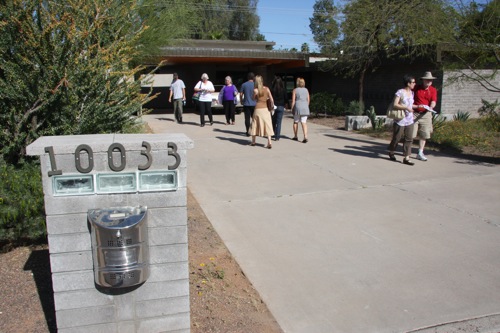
[257,0,320,52]
[257,0,492,53]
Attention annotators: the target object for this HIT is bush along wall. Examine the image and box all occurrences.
[310,92,345,117]
[0,160,46,247]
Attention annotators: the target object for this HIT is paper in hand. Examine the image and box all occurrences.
[423,105,437,113]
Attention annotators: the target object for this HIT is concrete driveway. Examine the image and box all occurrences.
[143,111,500,333]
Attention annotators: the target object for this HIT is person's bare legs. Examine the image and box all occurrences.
[416,139,428,161]
[301,122,308,141]
[293,122,298,139]
[419,139,426,151]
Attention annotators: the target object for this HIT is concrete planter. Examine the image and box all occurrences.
[345,114,453,131]
[345,115,393,131]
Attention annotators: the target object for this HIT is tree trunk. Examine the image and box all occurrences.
[358,66,367,113]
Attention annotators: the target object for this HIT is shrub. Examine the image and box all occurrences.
[453,111,471,122]
[431,118,499,153]
[310,92,334,117]
[478,99,500,132]
[0,1,154,165]
[346,100,364,115]
[331,97,345,116]
[432,113,448,132]
[310,92,345,117]
[0,160,46,245]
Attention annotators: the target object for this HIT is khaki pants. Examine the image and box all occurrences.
[173,99,183,122]
[389,123,415,157]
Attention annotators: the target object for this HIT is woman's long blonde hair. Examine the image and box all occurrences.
[254,75,265,97]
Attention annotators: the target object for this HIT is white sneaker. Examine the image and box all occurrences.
[416,153,428,161]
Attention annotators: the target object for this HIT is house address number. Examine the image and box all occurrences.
[44,141,180,177]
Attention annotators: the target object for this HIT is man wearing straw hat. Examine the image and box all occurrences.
[413,71,438,161]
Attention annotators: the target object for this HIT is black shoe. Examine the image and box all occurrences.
[389,153,396,161]
[179,118,183,124]
[403,159,414,166]
[210,122,214,126]
[292,137,298,141]
[201,124,205,127]
[302,138,308,143]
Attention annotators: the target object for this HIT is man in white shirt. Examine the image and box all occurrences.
[168,73,186,123]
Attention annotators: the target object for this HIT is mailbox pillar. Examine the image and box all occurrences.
[27,134,193,333]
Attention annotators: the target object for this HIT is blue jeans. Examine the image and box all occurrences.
[272,105,285,140]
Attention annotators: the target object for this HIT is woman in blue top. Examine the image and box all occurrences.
[388,75,416,165]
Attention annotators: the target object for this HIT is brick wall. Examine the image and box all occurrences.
[441,70,499,117]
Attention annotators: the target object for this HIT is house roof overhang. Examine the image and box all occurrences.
[142,40,309,69]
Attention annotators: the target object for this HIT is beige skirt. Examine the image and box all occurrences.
[250,107,274,136]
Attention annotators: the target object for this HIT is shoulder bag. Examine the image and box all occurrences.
[267,98,274,112]
[386,96,405,121]
[266,88,274,111]
[192,82,202,102]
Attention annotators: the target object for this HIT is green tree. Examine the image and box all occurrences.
[442,0,499,92]
[0,0,155,165]
[228,0,260,40]
[136,0,195,57]
[309,0,340,54]
[136,0,261,43]
[187,0,261,41]
[192,0,231,39]
[310,0,456,110]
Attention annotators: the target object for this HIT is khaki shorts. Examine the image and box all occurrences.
[413,112,433,139]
